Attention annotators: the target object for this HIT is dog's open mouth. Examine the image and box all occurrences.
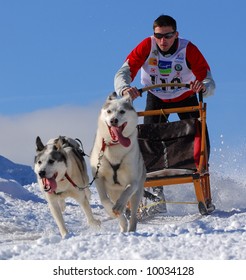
[42,173,58,193]
[108,122,131,147]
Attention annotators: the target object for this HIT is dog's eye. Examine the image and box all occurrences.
[120,110,125,114]
[48,159,54,165]
[38,160,42,165]
[107,109,112,114]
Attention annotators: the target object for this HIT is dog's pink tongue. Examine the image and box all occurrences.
[44,178,57,193]
[111,126,131,147]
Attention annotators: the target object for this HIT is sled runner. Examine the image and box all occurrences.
[137,83,215,217]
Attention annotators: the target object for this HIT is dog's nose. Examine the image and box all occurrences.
[39,170,46,178]
[110,118,118,126]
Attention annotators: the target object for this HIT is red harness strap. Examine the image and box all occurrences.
[64,173,77,188]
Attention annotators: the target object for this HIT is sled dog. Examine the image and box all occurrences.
[90,93,146,232]
[34,136,100,238]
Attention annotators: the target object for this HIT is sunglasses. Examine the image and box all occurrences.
[154,31,176,39]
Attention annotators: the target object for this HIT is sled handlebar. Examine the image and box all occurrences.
[138,83,203,102]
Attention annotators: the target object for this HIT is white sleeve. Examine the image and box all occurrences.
[114,60,132,96]
[202,70,216,98]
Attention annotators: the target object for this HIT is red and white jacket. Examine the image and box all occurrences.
[114,36,215,102]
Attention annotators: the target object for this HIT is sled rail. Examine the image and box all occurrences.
[138,105,201,117]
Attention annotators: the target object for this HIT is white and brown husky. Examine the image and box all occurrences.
[90,93,146,232]
[34,136,100,238]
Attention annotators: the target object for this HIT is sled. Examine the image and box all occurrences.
[137,83,215,216]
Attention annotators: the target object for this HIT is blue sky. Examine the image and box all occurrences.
[0,0,245,165]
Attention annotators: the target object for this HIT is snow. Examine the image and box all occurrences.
[1,174,246,261]
[0,145,246,278]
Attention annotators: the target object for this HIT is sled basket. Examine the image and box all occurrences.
[137,98,215,216]
[138,118,201,172]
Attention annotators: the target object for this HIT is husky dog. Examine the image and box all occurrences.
[34,136,100,238]
[90,93,146,232]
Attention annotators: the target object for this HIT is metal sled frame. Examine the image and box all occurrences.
[137,97,215,215]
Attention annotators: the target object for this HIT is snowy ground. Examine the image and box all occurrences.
[0,144,246,279]
[1,168,246,260]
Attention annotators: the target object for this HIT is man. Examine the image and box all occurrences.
[114,15,215,213]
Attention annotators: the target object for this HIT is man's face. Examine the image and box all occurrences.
[153,26,178,52]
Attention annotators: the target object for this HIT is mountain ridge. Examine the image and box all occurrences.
[0,155,36,185]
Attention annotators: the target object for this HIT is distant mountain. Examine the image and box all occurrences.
[0,155,36,185]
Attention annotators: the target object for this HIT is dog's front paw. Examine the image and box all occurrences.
[89,218,101,228]
[112,209,120,216]
[112,202,125,216]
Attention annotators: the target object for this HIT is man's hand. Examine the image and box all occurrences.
[122,87,140,100]
[190,80,206,93]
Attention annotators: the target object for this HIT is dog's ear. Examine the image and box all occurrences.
[55,136,64,150]
[107,92,117,101]
[36,136,45,151]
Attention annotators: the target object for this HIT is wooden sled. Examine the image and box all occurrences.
[137,84,215,215]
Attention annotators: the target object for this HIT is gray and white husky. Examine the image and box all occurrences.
[34,136,100,238]
[90,93,146,232]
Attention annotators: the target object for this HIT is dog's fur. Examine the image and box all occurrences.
[34,136,100,238]
[90,93,146,232]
